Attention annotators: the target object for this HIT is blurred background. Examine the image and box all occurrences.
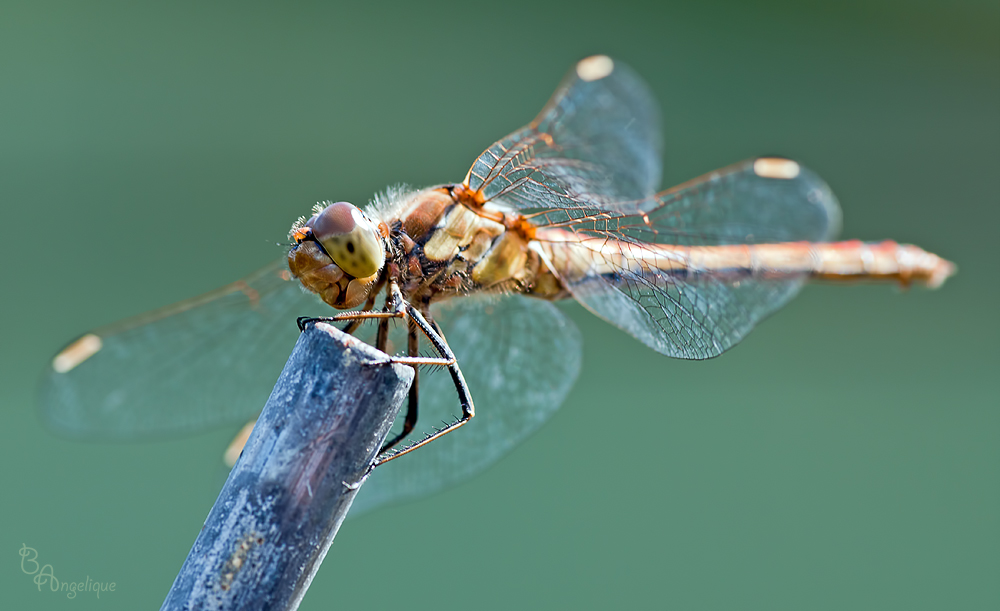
[2,0,997,609]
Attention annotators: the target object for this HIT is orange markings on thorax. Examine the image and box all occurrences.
[452,183,486,208]
[507,215,537,240]
[450,184,537,241]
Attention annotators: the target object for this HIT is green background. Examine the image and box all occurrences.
[2,1,997,609]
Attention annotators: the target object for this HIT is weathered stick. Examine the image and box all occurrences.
[160,322,413,611]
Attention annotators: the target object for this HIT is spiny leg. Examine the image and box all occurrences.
[296,292,453,370]
[296,278,391,333]
[378,316,421,453]
[340,292,378,336]
[375,307,390,353]
[373,285,474,467]
[294,282,473,468]
[297,310,401,332]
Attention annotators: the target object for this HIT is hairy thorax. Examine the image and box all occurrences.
[381,187,560,306]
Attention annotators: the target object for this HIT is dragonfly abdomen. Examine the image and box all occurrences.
[799,240,955,287]
[532,232,955,289]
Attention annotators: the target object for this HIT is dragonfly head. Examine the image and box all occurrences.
[288,201,387,309]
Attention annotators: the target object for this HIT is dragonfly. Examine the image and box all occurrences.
[40,55,955,515]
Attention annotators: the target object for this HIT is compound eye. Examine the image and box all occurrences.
[309,202,385,278]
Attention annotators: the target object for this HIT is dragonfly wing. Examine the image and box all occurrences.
[463,55,662,210]
[553,159,842,359]
[350,294,582,516]
[613,158,840,245]
[570,270,806,360]
[40,260,331,438]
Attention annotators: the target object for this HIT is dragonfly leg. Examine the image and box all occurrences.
[296,282,391,332]
[378,316,420,453]
[296,282,473,468]
[373,285,475,468]
[339,292,378,336]
[296,310,400,332]
[375,289,391,353]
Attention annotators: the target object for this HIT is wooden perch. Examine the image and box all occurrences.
[160,322,413,611]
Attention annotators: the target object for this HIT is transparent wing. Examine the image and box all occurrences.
[463,55,662,210]
[39,260,330,438]
[460,58,841,359]
[460,56,840,359]
[349,294,582,516]
[542,159,842,359]
[537,158,842,244]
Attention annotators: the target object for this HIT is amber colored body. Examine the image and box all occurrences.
[289,186,954,314]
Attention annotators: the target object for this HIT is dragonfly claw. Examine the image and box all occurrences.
[343,470,371,490]
[296,316,337,331]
